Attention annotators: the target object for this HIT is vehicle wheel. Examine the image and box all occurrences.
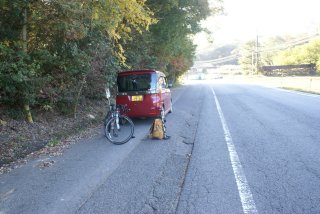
[105,115,134,145]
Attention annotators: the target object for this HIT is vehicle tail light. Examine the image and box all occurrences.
[151,94,161,107]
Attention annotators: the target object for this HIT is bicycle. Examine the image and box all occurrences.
[104,88,134,145]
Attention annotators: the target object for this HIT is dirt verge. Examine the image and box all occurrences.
[0,99,106,173]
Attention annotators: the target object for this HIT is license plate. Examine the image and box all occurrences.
[132,95,143,101]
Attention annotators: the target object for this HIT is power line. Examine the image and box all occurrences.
[194,33,320,66]
[194,54,239,64]
[259,33,319,53]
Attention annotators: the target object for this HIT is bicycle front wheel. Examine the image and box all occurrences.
[104,115,134,145]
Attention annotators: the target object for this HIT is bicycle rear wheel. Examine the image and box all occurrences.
[104,115,134,145]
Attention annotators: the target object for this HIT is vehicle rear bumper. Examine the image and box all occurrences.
[124,107,161,118]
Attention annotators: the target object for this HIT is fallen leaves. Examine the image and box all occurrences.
[0,99,106,174]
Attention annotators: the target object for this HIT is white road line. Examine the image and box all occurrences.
[260,85,320,98]
[211,88,258,214]
[274,88,320,98]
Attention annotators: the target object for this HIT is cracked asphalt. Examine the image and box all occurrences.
[1,81,320,214]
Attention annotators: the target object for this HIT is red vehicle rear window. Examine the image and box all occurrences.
[117,73,157,92]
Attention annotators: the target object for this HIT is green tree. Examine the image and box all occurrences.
[259,36,286,66]
[238,40,255,74]
[0,0,156,119]
[238,36,293,74]
[124,0,215,82]
[273,38,320,72]
[0,0,38,122]
[149,0,211,70]
[1,0,217,120]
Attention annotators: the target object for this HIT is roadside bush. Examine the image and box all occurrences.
[0,43,41,107]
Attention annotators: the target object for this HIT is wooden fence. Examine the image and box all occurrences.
[261,64,317,76]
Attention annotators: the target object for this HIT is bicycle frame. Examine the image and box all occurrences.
[104,88,134,144]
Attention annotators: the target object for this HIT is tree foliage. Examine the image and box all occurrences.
[238,40,255,73]
[273,38,320,72]
[124,0,213,80]
[0,0,216,120]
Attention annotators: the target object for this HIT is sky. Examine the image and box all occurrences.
[195,0,320,53]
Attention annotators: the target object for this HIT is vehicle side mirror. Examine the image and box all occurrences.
[105,88,111,99]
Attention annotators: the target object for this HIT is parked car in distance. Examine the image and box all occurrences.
[116,69,172,118]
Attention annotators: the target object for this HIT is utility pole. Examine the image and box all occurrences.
[255,33,259,74]
[251,51,254,74]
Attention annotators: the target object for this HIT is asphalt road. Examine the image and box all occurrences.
[1,81,320,214]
